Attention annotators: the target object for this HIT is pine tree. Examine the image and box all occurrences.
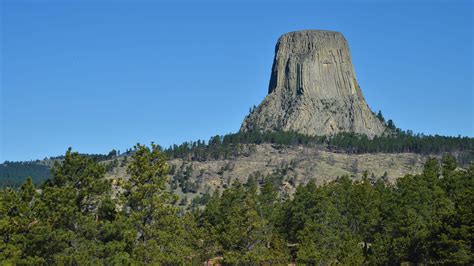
[123,143,195,263]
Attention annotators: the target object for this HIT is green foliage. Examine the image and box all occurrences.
[4,130,473,189]
[165,130,474,165]
[0,161,51,188]
[197,181,291,264]
[0,149,116,264]
[0,149,120,189]
[377,110,385,123]
[121,143,199,263]
[1,150,472,264]
[278,156,473,264]
[0,146,202,264]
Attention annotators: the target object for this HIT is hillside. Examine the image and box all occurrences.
[3,130,473,192]
[0,161,52,188]
[2,144,472,264]
[104,143,428,202]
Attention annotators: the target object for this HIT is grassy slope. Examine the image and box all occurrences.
[105,144,429,203]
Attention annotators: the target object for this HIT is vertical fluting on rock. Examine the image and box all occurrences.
[241,30,386,138]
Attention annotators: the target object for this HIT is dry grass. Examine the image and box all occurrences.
[105,144,430,198]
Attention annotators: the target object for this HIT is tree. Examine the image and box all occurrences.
[347,178,382,260]
[376,110,385,123]
[387,119,396,130]
[370,159,456,264]
[441,154,457,177]
[350,159,359,175]
[199,181,289,264]
[107,149,118,159]
[0,182,42,264]
[433,156,473,264]
[283,178,365,264]
[0,149,131,264]
[1,147,472,264]
[123,143,196,263]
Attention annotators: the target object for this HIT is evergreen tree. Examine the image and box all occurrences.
[1,148,472,264]
[376,110,385,123]
[123,143,196,263]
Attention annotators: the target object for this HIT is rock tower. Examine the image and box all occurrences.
[240,30,386,138]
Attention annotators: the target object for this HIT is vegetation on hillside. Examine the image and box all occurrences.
[2,126,472,189]
[0,161,51,188]
[165,130,474,164]
[1,146,472,264]
[0,151,121,188]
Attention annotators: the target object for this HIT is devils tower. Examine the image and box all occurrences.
[241,30,386,138]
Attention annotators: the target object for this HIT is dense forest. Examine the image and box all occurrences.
[0,162,51,188]
[2,130,472,189]
[1,145,472,264]
[165,130,474,164]
[0,151,119,188]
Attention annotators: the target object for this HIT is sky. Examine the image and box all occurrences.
[1,0,473,162]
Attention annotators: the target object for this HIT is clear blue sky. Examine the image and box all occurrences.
[1,0,473,162]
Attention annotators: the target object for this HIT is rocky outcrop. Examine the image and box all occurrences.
[241,30,386,138]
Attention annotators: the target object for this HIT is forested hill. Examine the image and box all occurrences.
[164,131,474,163]
[0,151,119,188]
[1,145,472,264]
[1,131,473,189]
[0,161,51,188]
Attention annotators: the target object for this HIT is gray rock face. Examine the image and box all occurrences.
[241,30,386,138]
